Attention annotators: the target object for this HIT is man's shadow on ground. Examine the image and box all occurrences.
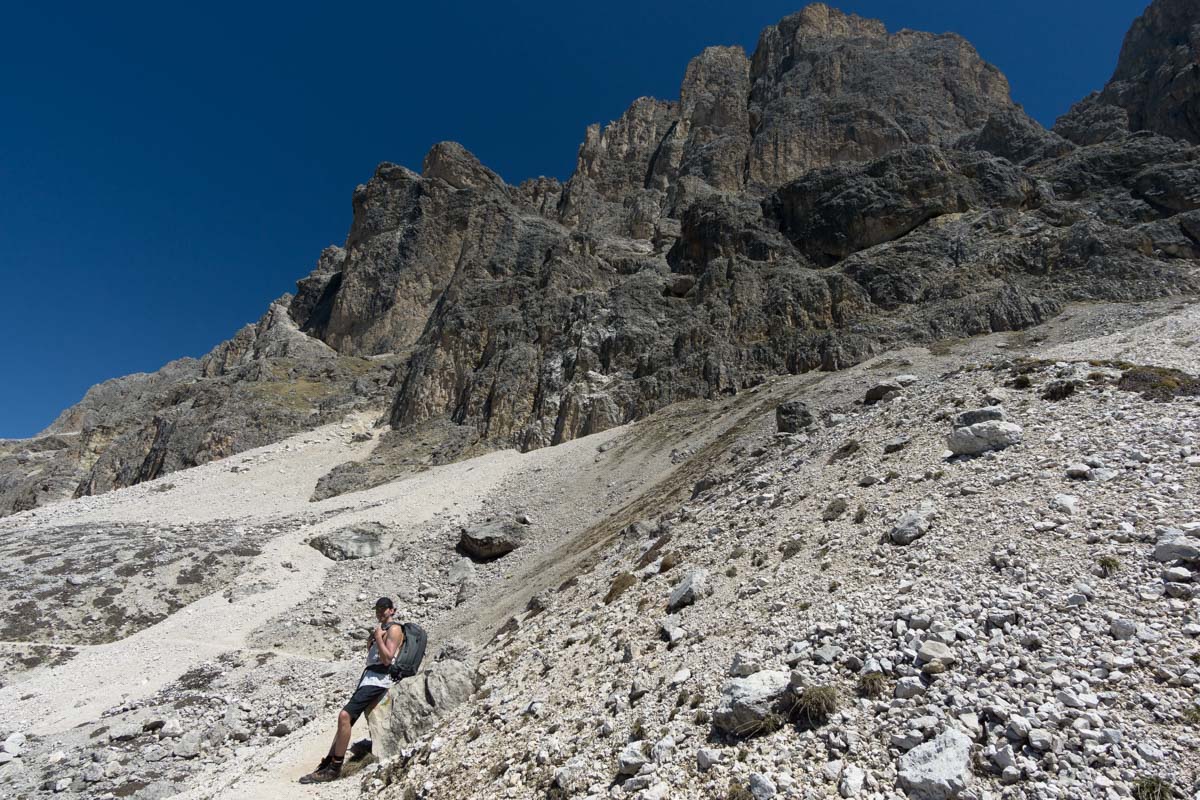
[339,739,376,777]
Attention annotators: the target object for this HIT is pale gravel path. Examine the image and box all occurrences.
[0,411,541,737]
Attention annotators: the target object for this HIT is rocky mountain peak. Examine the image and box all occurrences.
[422,141,506,192]
[772,2,888,41]
[746,3,1013,186]
[1055,0,1200,145]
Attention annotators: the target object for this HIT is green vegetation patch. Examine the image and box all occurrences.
[1118,366,1200,401]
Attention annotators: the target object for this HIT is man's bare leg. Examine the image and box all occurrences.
[332,709,353,758]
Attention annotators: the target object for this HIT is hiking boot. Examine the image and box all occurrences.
[298,764,341,784]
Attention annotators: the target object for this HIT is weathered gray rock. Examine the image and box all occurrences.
[897,729,972,799]
[308,523,387,561]
[458,520,527,561]
[839,765,866,797]
[1154,537,1200,563]
[668,569,711,611]
[947,420,1023,455]
[917,640,955,665]
[617,741,650,776]
[776,400,814,433]
[697,748,722,771]
[864,380,904,405]
[712,670,789,735]
[366,659,476,759]
[767,146,1042,266]
[5,0,1199,521]
[173,731,202,759]
[890,504,937,545]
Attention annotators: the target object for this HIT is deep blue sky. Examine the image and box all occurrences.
[1,0,1148,437]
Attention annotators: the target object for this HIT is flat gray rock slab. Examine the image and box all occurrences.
[897,729,972,799]
[308,522,387,561]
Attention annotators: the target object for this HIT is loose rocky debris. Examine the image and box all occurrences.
[0,521,278,645]
[0,650,336,799]
[366,354,1200,800]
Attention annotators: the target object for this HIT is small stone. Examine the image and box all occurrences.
[174,731,203,759]
[1052,494,1078,515]
[890,503,936,545]
[697,748,722,771]
[865,380,904,405]
[108,722,142,742]
[1110,619,1138,640]
[748,772,777,799]
[617,741,649,776]
[776,400,814,433]
[1155,538,1200,562]
[895,676,926,699]
[668,569,710,612]
[839,765,866,797]
[1164,566,1193,582]
[143,744,168,763]
[947,420,1023,456]
[712,671,789,734]
[917,640,955,665]
[1028,729,1056,752]
[730,651,763,677]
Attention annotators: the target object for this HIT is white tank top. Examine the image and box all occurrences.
[359,623,399,689]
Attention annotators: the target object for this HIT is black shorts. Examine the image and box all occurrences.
[342,683,388,724]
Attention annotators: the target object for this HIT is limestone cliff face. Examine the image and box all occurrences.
[556,4,1019,240]
[4,2,1200,515]
[745,5,1014,187]
[1055,0,1200,145]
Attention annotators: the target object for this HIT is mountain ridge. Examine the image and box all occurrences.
[2,1,1198,517]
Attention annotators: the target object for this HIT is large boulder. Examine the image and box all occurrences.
[366,659,477,759]
[864,380,904,405]
[776,400,814,433]
[711,670,790,736]
[897,729,972,799]
[308,523,387,561]
[947,420,1023,456]
[458,520,527,561]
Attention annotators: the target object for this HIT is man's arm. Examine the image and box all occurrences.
[374,624,405,665]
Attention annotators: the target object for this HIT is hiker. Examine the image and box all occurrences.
[300,596,405,784]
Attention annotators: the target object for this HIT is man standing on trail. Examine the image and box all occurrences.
[300,596,404,784]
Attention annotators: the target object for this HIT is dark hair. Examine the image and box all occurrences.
[374,596,394,611]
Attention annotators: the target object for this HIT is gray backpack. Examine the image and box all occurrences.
[386,621,427,680]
